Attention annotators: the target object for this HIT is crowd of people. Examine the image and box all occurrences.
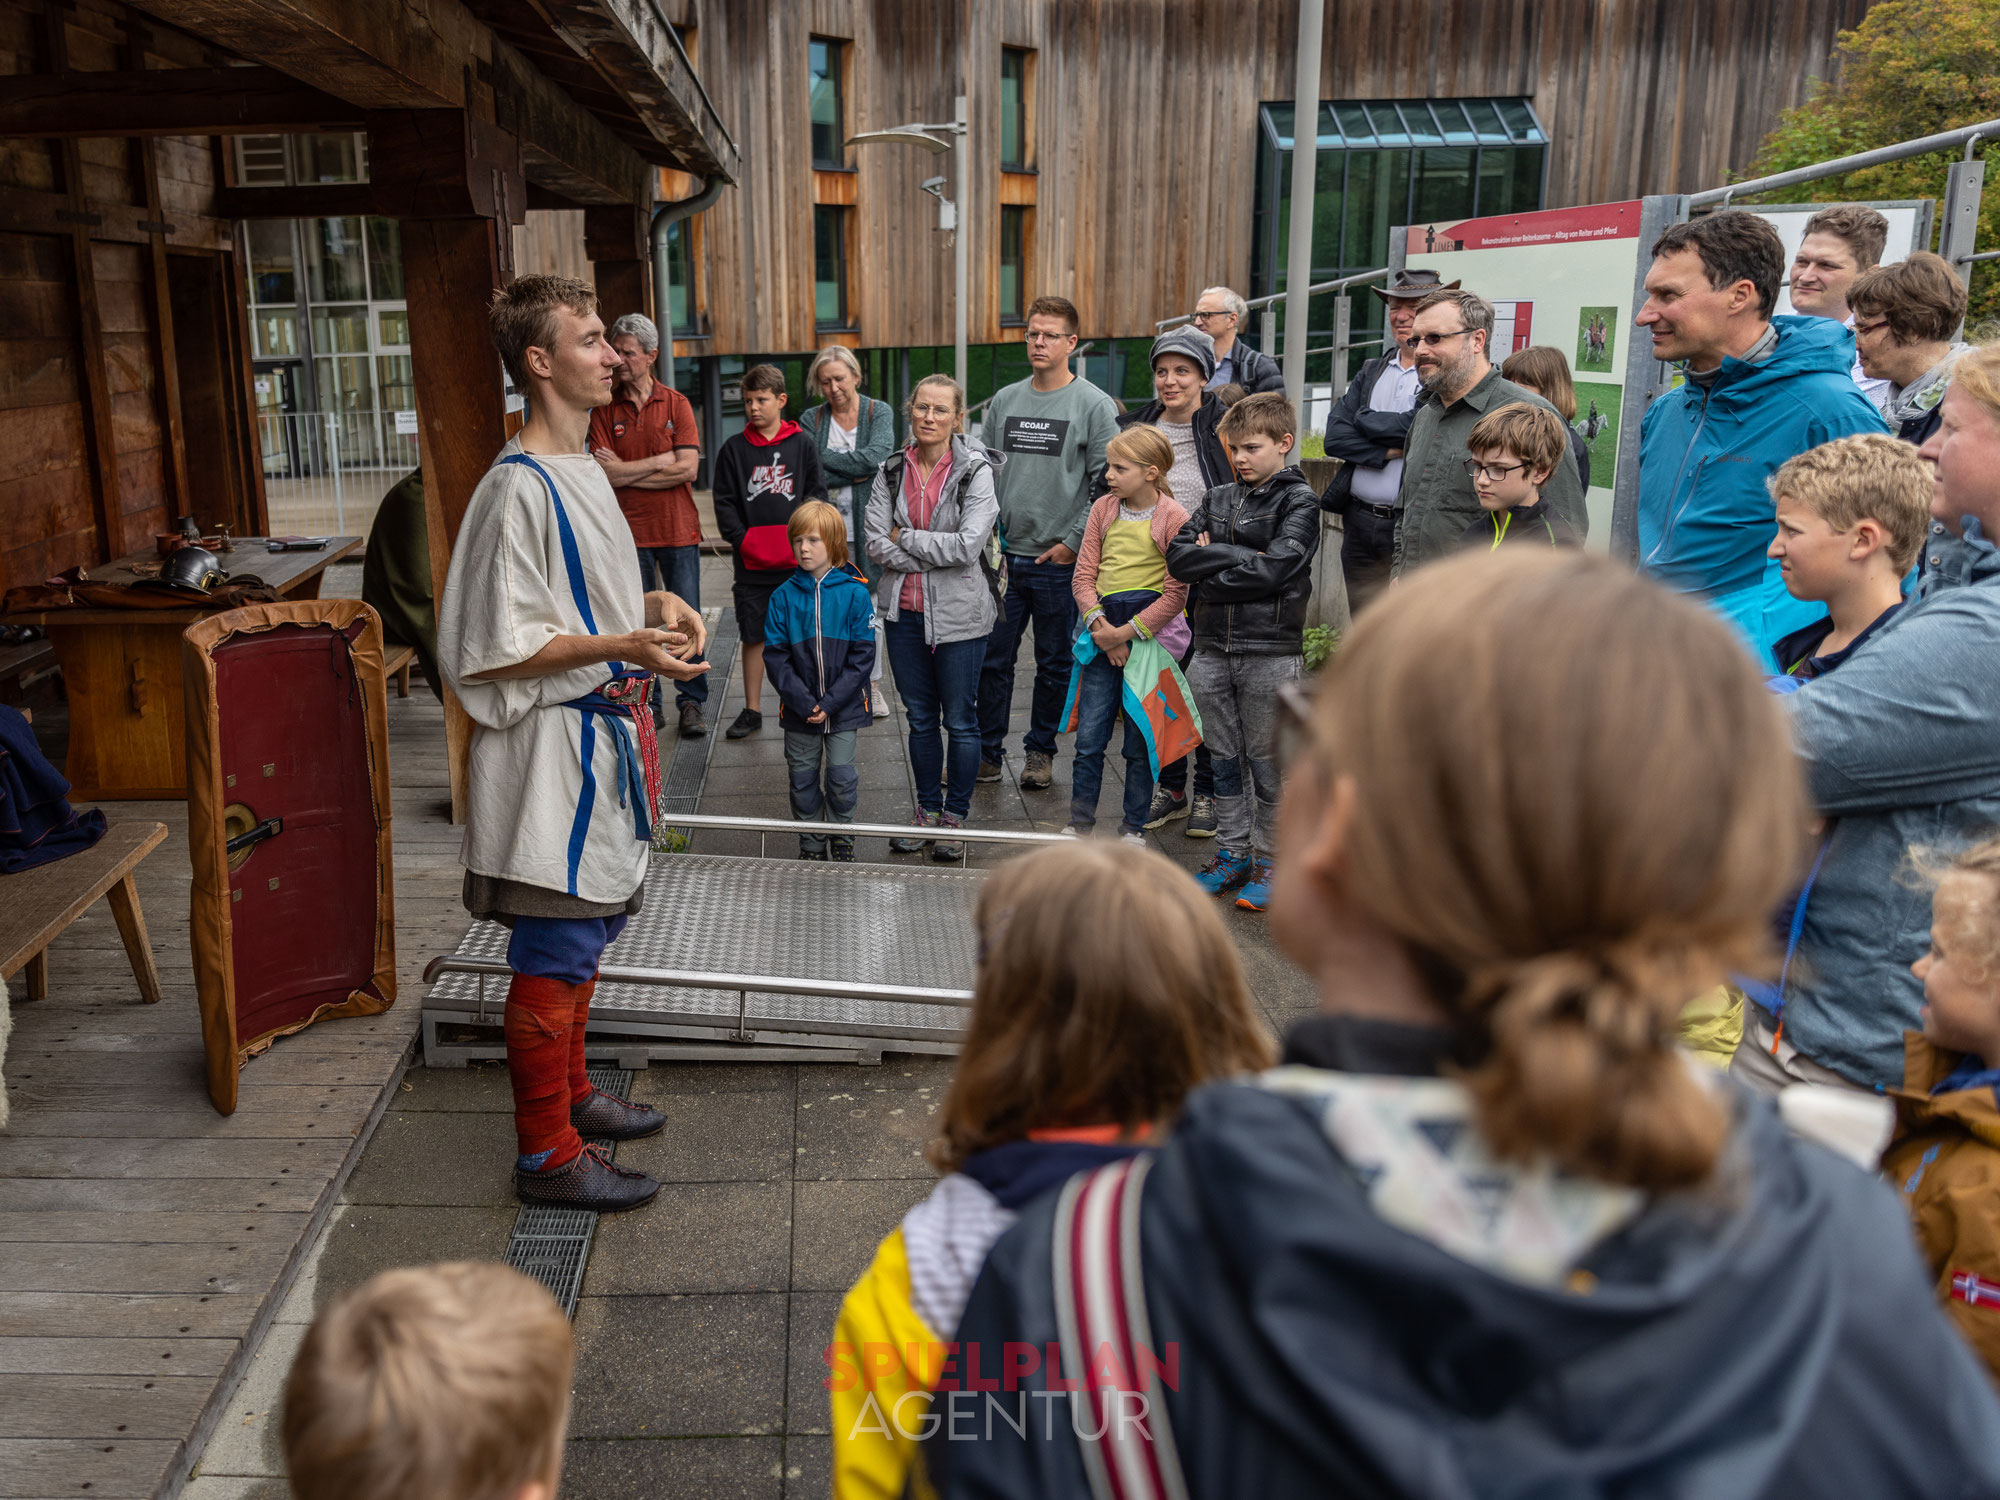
[279,193,2000,1497]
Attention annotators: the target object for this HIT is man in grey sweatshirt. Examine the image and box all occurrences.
[975,295,1119,789]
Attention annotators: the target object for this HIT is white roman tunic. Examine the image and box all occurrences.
[438,439,649,904]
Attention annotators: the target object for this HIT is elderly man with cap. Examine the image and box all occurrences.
[1319,269,1451,611]
[1193,286,1286,394]
[1118,324,1228,835]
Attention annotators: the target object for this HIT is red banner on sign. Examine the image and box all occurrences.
[1405,201,1644,255]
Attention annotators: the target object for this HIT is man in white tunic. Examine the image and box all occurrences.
[439,275,709,1211]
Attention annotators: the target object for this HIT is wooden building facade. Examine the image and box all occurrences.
[658,0,1870,374]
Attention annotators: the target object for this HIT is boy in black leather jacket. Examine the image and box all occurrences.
[1165,392,1321,911]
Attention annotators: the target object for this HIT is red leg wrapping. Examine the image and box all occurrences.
[568,977,598,1106]
[504,973,584,1168]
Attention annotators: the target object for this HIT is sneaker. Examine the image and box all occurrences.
[1143,787,1189,829]
[830,837,856,863]
[889,810,936,854]
[872,688,892,719]
[1120,831,1147,847]
[725,707,763,739]
[1184,794,1219,839]
[570,1088,666,1142]
[1020,750,1054,790]
[977,759,1004,783]
[515,1142,659,1212]
[678,700,707,737]
[1059,824,1084,837]
[930,812,966,862]
[798,847,828,861]
[1192,849,1254,896]
[1235,859,1276,911]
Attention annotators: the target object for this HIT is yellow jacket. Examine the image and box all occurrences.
[829,1226,946,1499]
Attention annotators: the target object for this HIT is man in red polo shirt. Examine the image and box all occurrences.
[590,313,707,735]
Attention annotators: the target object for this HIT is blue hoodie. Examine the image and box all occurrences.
[1637,315,1887,665]
[761,564,877,733]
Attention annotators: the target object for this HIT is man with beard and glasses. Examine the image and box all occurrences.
[1390,289,1587,578]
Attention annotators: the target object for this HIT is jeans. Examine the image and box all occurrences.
[1156,640,1214,799]
[979,556,1078,763]
[637,544,708,705]
[1068,592,1156,834]
[1183,650,1300,858]
[785,729,858,854]
[886,612,984,820]
[1341,505,1396,617]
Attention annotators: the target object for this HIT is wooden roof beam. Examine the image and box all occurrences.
[0,66,363,138]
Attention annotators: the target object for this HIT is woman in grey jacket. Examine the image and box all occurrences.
[866,375,1002,861]
[801,344,898,715]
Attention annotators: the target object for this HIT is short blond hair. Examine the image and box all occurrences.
[1955,340,2000,430]
[489,275,598,389]
[787,498,851,567]
[1768,433,1932,572]
[283,1263,574,1500]
[1468,403,1570,477]
[1106,423,1174,483]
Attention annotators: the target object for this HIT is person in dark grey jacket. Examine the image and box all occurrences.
[1192,286,1285,394]
[929,550,2000,1500]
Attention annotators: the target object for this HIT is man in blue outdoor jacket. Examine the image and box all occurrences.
[1635,211,1887,665]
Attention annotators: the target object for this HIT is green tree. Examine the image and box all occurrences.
[1743,0,2000,322]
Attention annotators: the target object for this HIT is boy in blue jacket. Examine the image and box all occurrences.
[763,501,877,860]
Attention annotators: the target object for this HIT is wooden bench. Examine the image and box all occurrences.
[0,820,167,1004]
[0,637,57,704]
[384,642,415,698]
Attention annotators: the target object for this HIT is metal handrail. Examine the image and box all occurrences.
[423,954,976,1009]
[1155,267,1390,332]
[1690,117,2000,207]
[650,812,1071,846]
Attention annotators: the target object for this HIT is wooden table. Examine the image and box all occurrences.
[1,537,361,799]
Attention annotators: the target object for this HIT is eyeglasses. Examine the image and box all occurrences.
[1024,331,1071,346]
[1191,310,1236,323]
[910,403,957,419]
[1412,328,1473,348]
[1462,459,1530,480]
[1274,678,1320,779]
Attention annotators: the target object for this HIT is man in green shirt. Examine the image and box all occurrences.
[1390,288,1587,577]
[976,295,1119,789]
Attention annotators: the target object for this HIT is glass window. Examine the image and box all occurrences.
[305,218,368,302]
[291,132,366,184]
[365,218,403,300]
[664,217,695,334]
[814,205,848,327]
[311,305,370,355]
[313,353,373,413]
[236,135,289,186]
[245,220,296,305]
[1001,49,1029,168]
[377,309,410,347]
[810,38,845,168]
[254,312,299,359]
[1413,147,1475,224]
[1000,206,1026,321]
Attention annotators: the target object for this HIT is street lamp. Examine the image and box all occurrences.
[847,95,968,390]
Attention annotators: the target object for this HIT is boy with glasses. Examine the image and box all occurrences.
[1459,405,1581,551]
[1391,289,1588,578]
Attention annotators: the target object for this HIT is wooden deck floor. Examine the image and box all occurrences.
[0,675,461,1500]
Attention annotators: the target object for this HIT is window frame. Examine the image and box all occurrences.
[1000,48,1033,170]
[999,205,1029,325]
[809,36,848,171]
[813,203,851,331]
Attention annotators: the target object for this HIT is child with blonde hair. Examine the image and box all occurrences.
[282,1262,574,1500]
[1064,423,1192,840]
[1884,833,2000,1384]
[763,498,877,859]
[828,839,1273,1499]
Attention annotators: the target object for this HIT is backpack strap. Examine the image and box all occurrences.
[1051,1156,1187,1500]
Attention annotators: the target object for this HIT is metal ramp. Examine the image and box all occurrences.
[422,814,1070,1067]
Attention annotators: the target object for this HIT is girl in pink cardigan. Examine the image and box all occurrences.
[1064,424,1191,839]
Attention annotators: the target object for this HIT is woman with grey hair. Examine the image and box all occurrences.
[800,345,896,714]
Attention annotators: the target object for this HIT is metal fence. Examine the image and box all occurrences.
[258,408,418,540]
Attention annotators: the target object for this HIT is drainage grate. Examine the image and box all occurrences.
[502,1064,634,1317]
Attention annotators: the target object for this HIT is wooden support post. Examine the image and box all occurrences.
[584,202,651,330]
[123,27,190,526]
[403,216,509,823]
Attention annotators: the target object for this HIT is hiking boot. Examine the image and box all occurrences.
[1193,848,1254,896]
[1234,859,1277,912]
[890,810,937,854]
[1020,750,1054,789]
[725,707,763,739]
[515,1142,659,1212]
[830,836,856,863]
[678,700,707,737]
[930,812,966,862]
[1184,794,1219,839]
[1143,787,1189,829]
[977,758,1004,783]
[570,1088,666,1142]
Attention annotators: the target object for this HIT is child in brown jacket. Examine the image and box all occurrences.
[1883,832,2000,1384]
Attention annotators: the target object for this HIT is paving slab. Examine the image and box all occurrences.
[793,1087,941,1181]
[788,1179,933,1294]
[560,1435,784,1500]
[583,1182,792,1295]
[612,1089,796,1184]
[339,1110,516,1207]
[785,1292,844,1437]
[568,1294,787,1438]
[310,1204,517,1305]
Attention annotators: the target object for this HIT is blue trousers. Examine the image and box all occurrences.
[1068,591,1157,835]
[636,544,708,705]
[506,913,629,985]
[886,612,983,820]
[979,556,1077,763]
